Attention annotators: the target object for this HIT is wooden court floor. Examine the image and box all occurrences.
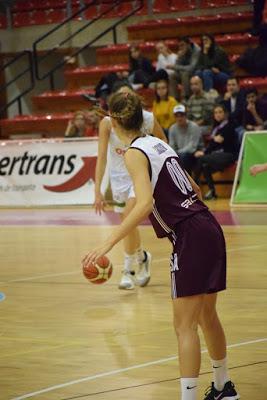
[0,200,266,400]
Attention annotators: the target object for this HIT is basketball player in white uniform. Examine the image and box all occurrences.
[84,91,240,400]
[94,85,167,290]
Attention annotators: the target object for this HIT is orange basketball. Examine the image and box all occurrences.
[83,255,113,284]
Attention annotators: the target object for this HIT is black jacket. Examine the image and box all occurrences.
[206,121,238,158]
[196,46,232,74]
[222,90,246,126]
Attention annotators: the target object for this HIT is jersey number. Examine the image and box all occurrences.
[166,158,193,195]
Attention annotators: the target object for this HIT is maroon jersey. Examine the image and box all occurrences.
[130,135,208,238]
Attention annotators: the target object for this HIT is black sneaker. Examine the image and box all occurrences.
[204,190,218,200]
[203,381,240,400]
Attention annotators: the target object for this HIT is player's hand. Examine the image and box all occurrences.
[82,241,113,267]
[250,164,264,176]
[94,192,106,215]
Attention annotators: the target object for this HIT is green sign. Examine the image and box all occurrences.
[234,132,267,203]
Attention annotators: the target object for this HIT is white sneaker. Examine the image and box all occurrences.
[136,251,151,287]
[118,271,135,290]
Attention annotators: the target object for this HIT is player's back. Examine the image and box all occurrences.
[130,135,208,238]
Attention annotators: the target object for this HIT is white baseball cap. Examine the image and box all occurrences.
[173,104,186,114]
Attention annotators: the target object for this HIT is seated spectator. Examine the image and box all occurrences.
[251,1,266,35]
[237,24,267,76]
[195,34,232,92]
[65,111,98,138]
[194,105,238,200]
[242,87,267,132]
[95,71,129,100]
[169,104,202,174]
[128,44,155,89]
[155,41,177,78]
[152,79,179,138]
[186,75,215,135]
[222,77,246,127]
[168,36,200,99]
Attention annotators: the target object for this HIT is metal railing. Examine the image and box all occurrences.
[0,50,34,117]
[32,0,144,90]
[0,0,143,118]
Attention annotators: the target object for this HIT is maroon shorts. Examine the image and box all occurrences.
[169,211,226,298]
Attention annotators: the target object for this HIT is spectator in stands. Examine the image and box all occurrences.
[237,23,267,76]
[169,104,202,174]
[251,0,266,35]
[152,79,179,138]
[242,87,267,132]
[186,75,215,135]
[168,36,200,99]
[65,111,98,138]
[195,34,232,92]
[194,105,238,200]
[250,162,267,175]
[155,41,177,79]
[128,44,155,89]
[222,77,246,127]
[95,71,129,101]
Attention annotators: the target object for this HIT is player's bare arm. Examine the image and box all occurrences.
[94,118,110,214]
[153,117,168,143]
[83,149,153,265]
[186,171,203,201]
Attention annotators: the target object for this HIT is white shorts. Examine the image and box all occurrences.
[110,176,135,213]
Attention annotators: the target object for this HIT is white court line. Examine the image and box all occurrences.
[11,337,267,400]
[0,243,266,285]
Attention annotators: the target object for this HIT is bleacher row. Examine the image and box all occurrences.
[0,0,250,28]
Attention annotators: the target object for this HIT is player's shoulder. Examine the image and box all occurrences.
[142,109,154,120]
[99,116,111,131]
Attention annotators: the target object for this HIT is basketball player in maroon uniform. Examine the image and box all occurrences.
[83,92,240,400]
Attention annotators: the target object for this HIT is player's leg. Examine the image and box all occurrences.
[122,197,151,287]
[199,293,240,399]
[118,204,137,290]
[172,294,204,400]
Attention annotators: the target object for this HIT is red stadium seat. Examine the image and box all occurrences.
[45,0,67,8]
[12,1,34,12]
[31,10,48,25]
[170,0,195,12]
[98,3,119,18]
[12,12,33,28]
[153,0,172,13]
[83,6,98,20]
[46,8,67,23]
[135,2,148,16]
[0,14,7,29]
[201,0,247,7]
[117,2,133,17]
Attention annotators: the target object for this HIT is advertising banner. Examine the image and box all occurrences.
[232,132,267,204]
[0,138,107,206]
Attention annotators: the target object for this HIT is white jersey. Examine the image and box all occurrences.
[106,110,154,184]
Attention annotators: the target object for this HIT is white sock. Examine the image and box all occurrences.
[136,248,145,265]
[124,253,135,273]
[180,377,198,400]
[211,357,229,391]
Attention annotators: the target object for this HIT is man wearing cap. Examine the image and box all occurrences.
[169,104,203,174]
